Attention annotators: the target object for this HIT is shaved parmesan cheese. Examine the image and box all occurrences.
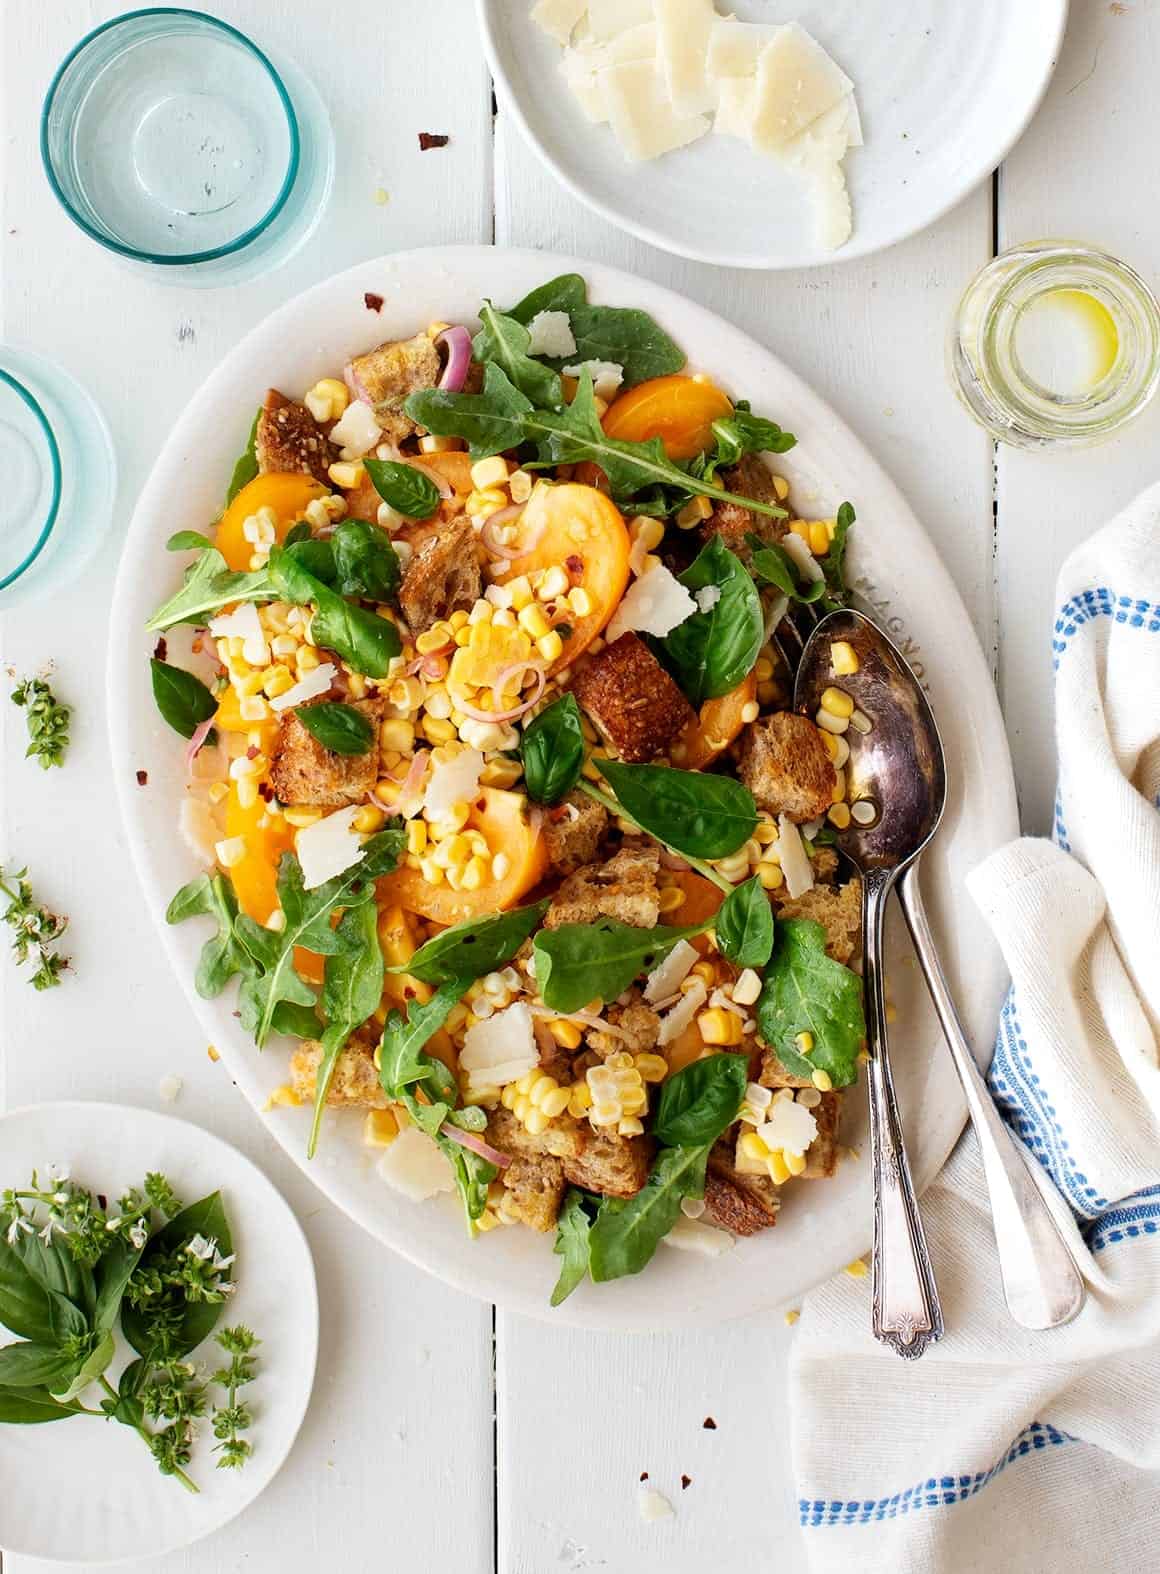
[777,814,815,900]
[527,309,576,358]
[601,59,709,163]
[657,977,707,1045]
[423,748,484,821]
[644,938,700,1003]
[695,584,722,614]
[639,1487,675,1522]
[706,17,780,78]
[714,76,758,141]
[460,1002,538,1090]
[559,56,610,124]
[661,1215,736,1255]
[530,0,586,47]
[377,1127,454,1201]
[760,1095,819,1156]
[654,0,717,117]
[296,806,363,890]
[585,0,652,40]
[178,797,218,866]
[779,532,824,583]
[329,398,383,460]
[561,358,624,400]
[605,563,697,643]
[209,601,269,666]
[752,23,853,152]
[268,662,338,712]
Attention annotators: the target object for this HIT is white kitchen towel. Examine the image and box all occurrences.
[790,483,1160,1574]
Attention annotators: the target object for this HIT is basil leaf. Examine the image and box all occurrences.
[364,457,440,521]
[270,546,401,677]
[0,1236,66,1342]
[663,537,763,705]
[167,872,252,998]
[820,501,855,609]
[283,519,313,547]
[533,917,708,1014]
[396,900,550,984]
[166,530,214,552]
[149,659,217,740]
[651,1053,747,1147]
[330,518,401,601]
[746,536,827,604]
[8,1228,93,1318]
[0,1341,77,1388]
[473,301,564,407]
[405,362,534,459]
[714,877,774,969]
[52,1328,116,1404]
[146,545,276,632]
[225,406,261,504]
[0,1383,87,1424]
[521,693,584,804]
[285,535,338,582]
[596,758,757,861]
[308,897,386,1157]
[295,701,375,756]
[92,1235,147,1335]
[588,1145,709,1282]
[755,918,866,1088]
[234,831,405,1047]
[121,1192,233,1362]
[550,1189,595,1307]
[506,273,587,324]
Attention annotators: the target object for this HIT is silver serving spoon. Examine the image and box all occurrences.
[795,608,1085,1346]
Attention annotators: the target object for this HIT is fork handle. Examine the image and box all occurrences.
[897,866,1086,1330]
[863,867,944,1358]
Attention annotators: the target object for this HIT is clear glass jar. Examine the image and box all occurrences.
[949,242,1160,449]
[40,9,334,288]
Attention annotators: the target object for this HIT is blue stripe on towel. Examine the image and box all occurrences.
[799,1423,1074,1527]
[1086,1184,1160,1253]
[1052,588,1160,669]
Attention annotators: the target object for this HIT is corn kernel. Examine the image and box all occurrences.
[568,1081,592,1117]
[352,805,383,835]
[460,855,488,891]
[785,1149,808,1176]
[820,686,855,719]
[567,586,593,618]
[259,666,292,699]
[418,857,444,886]
[215,836,246,868]
[490,851,512,881]
[635,1053,668,1082]
[506,575,533,611]
[772,475,790,501]
[547,1018,582,1050]
[827,802,852,830]
[508,468,533,503]
[540,1086,571,1119]
[328,460,365,489]
[849,709,873,735]
[239,696,269,723]
[517,604,551,640]
[675,495,713,528]
[657,885,686,914]
[283,805,323,828]
[537,566,569,601]
[416,625,453,655]
[767,1150,791,1185]
[422,714,457,745]
[466,487,507,518]
[470,456,510,490]
[844,1257,869,1279]
[756,862,784,891]
[812,1068,834,1092]
[809,522,831,555]
[698,1008,743,1046]
[297,646,321,673]
[362,1108,399,1148]
[816,707,849,736]
[536,631,564,664]
[830,640,859,677]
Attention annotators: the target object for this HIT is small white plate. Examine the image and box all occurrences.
[0,1102,318,1565]
[479,0,1068,268]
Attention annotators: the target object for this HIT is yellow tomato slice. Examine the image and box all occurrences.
[215,473,328,572]
[669,674,758,770]
[222,782,294,925]
[602,375,733,461]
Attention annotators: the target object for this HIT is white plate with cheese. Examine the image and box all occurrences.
[479,0,1068,268]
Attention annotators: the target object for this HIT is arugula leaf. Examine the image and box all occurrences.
[167,873,252,999]
[330,517,402,601]
[550,1189,595,1307]
[234,831,405,1047]
[703,411,796,479]
[307,898,385,1157]
[505,272,587,324]
[651,1053,747,1148]
[364,457,440,521]
[533,917,708,1014]
[662,537,763,705]
[225,407,261,504]
[588,1145,709,1282]
[145,545,276,632]
[378,979,468,1138]
[150,659,217,740]
[441,1143,498,1229]
[405,362,534,459]
[755,919,866,1088]
[269,546,401,677]
[714,877,774,969]
[819,501,855,609]
[595,758,757,861]
[473,301,564,407]
[0,1384,89,1424]
[520,693,585,804]
[270,1001,322,1038]
[121,1193,233,1361]
[166,530,214,552]
[396,900,550,984]
[295,702,375,756]
[504,274,684,388]
[746,535,827,605]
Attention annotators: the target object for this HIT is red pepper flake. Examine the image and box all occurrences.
[152,636,168,661]
[639,1470,648,1481]
[364,291,384,313]
[135,769,148,786]
[246,745,260,759]
[681,1475,692,1491]
[702,1416,717,1430]
[418,132,450,151]
[565,554,583,577]
[258,781,273,801]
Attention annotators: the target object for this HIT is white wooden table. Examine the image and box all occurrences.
[2,2,1157,1568]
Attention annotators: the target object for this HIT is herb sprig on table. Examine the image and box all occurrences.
[0,1169,259,1490]
[9,674,71,769]
[0,864,69,989]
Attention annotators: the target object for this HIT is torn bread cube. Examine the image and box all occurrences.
[570,632,696,763]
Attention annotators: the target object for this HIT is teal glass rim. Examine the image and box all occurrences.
[39,7,301,267]
[0,369,63,591]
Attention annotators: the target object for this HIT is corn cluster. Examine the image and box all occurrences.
[711,815,785,892]
[787,514,839,559]
[738,1086,824,1184]
[586,1053,650,1136]
[813,668,877,831]
[500,1070,573,1135]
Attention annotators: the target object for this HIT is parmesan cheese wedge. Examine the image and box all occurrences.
[713,76,758,141]
[295,806,364,890]
[751,22,854,152]
[601,59,709,163]
[585,0,653,40]
[654,0,718,117]
[706,17,781,79]
[530,0,587,48]
[605,561,697,642]
[377,1127,454,1202]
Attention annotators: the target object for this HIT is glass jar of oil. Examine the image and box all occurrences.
[949,242,1160,448]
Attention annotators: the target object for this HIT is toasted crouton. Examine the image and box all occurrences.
[563,1127,652,1199]
[544,843,661,930]
[586,992,661,1058]
[255,389,337,485]
[776,877,862,966]
[703,1137,780,1235]
[345,332,442,447]
[811,846,841,885]
[290,1039,388,1108]
[700,454,788,563]
[500,1155,566,1232]
[397,515,481,636]
[569,633,695,763]
[488,1106,586,1164]
[802,1092,841,1178]
[269,697,383,808]
[737,712,836,823]
[542,791,608,875]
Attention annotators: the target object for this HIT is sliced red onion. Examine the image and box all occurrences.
[344,362,373,406]
[184,716,216,772]
[437,326,473,393]
[440,1122,511,1169]
[454,663,546,725]
[480,505,528,559]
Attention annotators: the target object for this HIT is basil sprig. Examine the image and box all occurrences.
[594,758,757,861]
[391,900,550,984]
[661,537,763,705]
[269,546,401,677]
[149,659,217,740]
[520,693,585,804]
[651,1053,749,1147]
[364,457,440,521]
[714,877,774,969]
[295,702,374,756]
[756,918,865,1089]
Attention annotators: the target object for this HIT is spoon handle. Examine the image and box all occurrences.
[863,868,944,1358]
[897,865,1086,1329]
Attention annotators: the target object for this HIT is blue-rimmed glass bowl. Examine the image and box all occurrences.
[41,8,333,288]
[0,348,117,608]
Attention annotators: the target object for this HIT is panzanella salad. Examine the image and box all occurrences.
[149,274,867,1304]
